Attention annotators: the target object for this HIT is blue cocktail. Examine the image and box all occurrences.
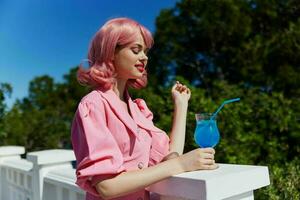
[194,98,240,147]
[194,113,220,148]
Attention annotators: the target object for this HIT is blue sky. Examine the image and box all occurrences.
[0,0,178,108]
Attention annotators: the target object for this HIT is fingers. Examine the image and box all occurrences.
[201,148,215,155]
[181,148,218,172]
[196,148,217,170]
[202,163,219,170]
[200,158,215,165]
[201,153,214,159]
[186,88,191,94]
[171,83,177,91]
[174,81,189,94]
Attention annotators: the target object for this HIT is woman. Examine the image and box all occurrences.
[71,17,218,200]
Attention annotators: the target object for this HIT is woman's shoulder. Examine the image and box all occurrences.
[75,90,106,116]
[80,90,104,105]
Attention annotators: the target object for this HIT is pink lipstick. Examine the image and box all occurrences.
[135,64,145,72]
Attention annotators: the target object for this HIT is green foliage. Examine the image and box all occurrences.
[0,68,90,151]
[256,159,300,199]
[149,0,300,98]
[0,83,12,140]
[0,83,12,117]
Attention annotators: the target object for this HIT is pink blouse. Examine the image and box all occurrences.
[71,89,170,200]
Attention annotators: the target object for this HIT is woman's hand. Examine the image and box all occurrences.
[172,81,191,107]
[178,148,218,171]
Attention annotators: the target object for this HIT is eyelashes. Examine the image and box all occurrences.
[132,48,139,54]
[131,48,148,55]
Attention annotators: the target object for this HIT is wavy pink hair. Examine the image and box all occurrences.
[77,17,153,90]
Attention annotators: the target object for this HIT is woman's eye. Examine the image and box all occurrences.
[131,47,148,55]
[131,48,139,54]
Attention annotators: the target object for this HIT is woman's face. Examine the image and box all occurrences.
[113,34,148,80]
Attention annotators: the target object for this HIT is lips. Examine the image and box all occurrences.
[135,64,145,72]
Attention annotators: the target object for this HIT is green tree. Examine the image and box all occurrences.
[148,0,300,97]
[1,68,90,151]
[0,83,12,116]
[0,83,12,142]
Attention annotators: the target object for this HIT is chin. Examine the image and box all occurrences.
[131,72,144,79]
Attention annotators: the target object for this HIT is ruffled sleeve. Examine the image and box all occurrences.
[134,99,170,166]
[71,100,125,196]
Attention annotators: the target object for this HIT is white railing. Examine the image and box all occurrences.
[0,146,270,200]
[0,146,84,200]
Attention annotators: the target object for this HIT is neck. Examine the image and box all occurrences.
[113,79,128,101]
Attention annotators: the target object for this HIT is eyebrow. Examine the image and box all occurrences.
[132,43,143,48]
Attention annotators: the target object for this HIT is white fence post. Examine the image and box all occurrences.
[26,149,75,200]
[0,146,25,200]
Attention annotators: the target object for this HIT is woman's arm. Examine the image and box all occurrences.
[169,81,191,155]
[95,148,216,200]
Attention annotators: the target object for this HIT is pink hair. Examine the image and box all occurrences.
[77,17,153,90]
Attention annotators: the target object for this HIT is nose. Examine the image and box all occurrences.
[140,52,148,62]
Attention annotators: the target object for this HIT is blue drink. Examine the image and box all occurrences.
[194,114,220,148]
